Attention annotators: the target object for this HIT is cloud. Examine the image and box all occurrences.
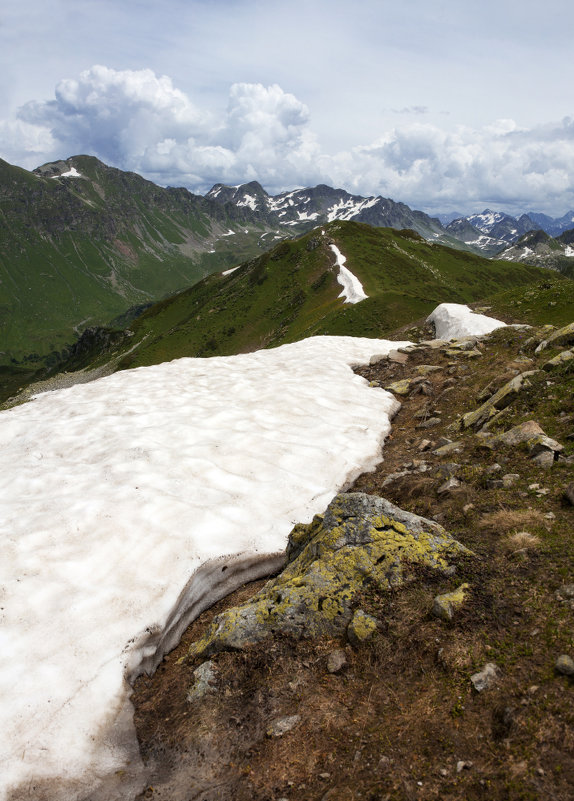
[2,65,574,214]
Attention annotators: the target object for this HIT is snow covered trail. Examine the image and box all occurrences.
[0,335,410,801]
[329,244,368,303]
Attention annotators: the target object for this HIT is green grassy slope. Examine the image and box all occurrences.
[70,221,556,373]
[0,156,276,364]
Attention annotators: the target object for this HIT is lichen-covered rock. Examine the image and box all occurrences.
[460,372,539,430]
[527,434,564,458]
[347,610,378,646]
[488,420,544,447]
[543,350,574,370]
[535,321,574,353]
[184,493,471,661]
[385,378,415,396]
[432,583,470,622]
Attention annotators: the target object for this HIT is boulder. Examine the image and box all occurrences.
[460,372,539,430]
[184,493,471,661]
[543,350,574,371]
[490,420,544,447]
[535,321,574,353]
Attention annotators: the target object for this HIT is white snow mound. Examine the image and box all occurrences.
[0,335,410,801]
[427,303,506,340]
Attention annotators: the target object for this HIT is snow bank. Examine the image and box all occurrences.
[427,303,506,340]
[329,244,368,304]
[0,335,409,801]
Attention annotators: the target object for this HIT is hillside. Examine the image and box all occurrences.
[41,221,553,380]
[0,156,275,364]
[498,229,574,277]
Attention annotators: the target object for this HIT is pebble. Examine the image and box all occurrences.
[555,654,574,676]
[471,663,499,692]
[326,649,348,674]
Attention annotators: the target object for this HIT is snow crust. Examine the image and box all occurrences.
[427,303,506,340]
[565,245,574,257]
[330,244,368,304]
[0,335,411,801]
[221,265,240,275]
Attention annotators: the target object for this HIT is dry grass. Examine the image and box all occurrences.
[478,507,546,535]
[500,530,542,554]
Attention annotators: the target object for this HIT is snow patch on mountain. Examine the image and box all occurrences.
[330,244,368,304]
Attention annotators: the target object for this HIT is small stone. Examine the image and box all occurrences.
[486,463,502,474]
[471,663,499,692]
[416,417,442,429]
[187,660,218,702]
[432,583,470,622]
[502,474,520,488]
[414,364,443,376]
[417,439,432,451]
[456,760,472,773]
[369,353,388,365]
[266,714,301,737]
[327,649,348,674]
[385,378,415,396]
[319,772,331,780]
[543,350,574,370]
[463,503,475,514]
[433,441,463,456]
[564,483,574,506]
[437,476,461,495]
[439,768,448,777]
[387,349,409,364]
[347,610,378,646]
[528,434,564,457]
[487,479,505,489]
[555,654,574,676]
[556,584,574,601]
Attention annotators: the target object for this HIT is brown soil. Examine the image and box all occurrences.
[133,323,574,801]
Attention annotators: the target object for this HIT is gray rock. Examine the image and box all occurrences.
[387,349,409,364]
[471,663,499,692]
[266,714,301,737]
[528,434,564,457]
[490,420,544,447]
[416,417,442,429]
[555,655,574,676]
[543,350,574,371]
[438,477,462,495]
[531,450,555,469]
[502,474,520,488]
[433,441,463,457]
[187,660,218,702]
[461,372,539,430]
[327,649,348,674]
[535,321,574,353]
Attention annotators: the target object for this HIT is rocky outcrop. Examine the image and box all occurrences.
[184,493,471,661]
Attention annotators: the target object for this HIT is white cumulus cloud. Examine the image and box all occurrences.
[2,65,574,214]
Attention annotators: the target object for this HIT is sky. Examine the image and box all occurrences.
[1,0,573,216]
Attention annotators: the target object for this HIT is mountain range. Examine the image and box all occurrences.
[2,154,574,380]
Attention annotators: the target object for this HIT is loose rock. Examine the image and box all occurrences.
[432,583,470,622]
[347,610,378,646]
[555,655,574,676]
[327,649,348,674]
[471,663,499,692]
[266,715,301,737]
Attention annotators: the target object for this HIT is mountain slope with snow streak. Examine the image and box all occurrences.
[1,334,415,801]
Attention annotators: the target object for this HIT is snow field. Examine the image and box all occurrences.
[1,335,410,801]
